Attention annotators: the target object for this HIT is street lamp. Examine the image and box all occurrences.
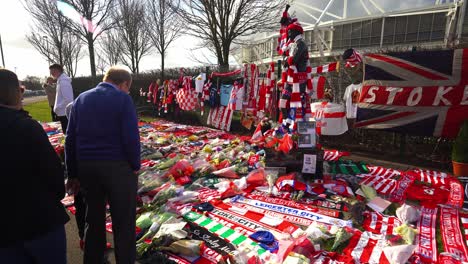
[0,33,5,68]
[43,35,50,65]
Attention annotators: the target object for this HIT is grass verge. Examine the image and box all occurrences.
[23,100,52,122]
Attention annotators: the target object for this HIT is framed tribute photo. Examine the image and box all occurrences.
[297,121,317,149]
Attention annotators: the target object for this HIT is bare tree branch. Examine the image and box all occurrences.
[174,0,286,71]
[148,0,183,80]
[96,30,122,71]
[23,0,84,78]
[63,0,117,78]
[63,32,85,78]
[114,0,153,74]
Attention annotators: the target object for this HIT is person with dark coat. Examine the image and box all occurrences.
[0,69,69,263]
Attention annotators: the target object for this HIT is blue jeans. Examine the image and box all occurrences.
[0,225,67,264]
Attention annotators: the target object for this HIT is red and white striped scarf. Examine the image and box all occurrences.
[265,62,276,111]
[206,106,233,131]
[440,206,468,262]
[342,231,390,264]
[362,211,401,236]
[212,201,303,238]
[312,62,338,74]
[408,169,451,186]
[365,166,402,179]
[286,35,312,108]
[360,175,398,195]
[413,207,438,263]
[460,212,468,248]
[345,49,362,68]
[358,166,402,195]
[323,149,350,161]
[201,79,212,116]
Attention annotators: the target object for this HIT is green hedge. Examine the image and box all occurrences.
[453,120,468,163]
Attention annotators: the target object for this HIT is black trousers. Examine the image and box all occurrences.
[50,106,58,122]
[78,160,137,264]
[57,116,68,134]
[74,190,86,240]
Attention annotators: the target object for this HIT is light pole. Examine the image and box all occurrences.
[0,33,5,67]
[43,35,50,65]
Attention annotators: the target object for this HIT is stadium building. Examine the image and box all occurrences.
[236,0,468,66]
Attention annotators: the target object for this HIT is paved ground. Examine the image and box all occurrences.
[66,211,116,264]
[347,151,449,172]
[22,95,47,106]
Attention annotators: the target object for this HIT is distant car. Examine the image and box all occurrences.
[22,90,46,98]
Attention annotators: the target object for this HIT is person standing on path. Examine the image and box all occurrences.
[43,76,58,121]
[0,69,69,263]
[65,66,141,264]
[50,64,73,133]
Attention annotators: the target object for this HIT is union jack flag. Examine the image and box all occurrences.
[356,49,468,138]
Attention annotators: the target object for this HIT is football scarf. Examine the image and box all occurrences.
[230,202,316,227]
[460,212,468,247]
[187,222,236,256]
[203,209,257,237]
[249,190,347,211]
[413,207,438,263]
[265,62,276,114]
[440,206,468,262]
[233,196,352,227]
[311,62,338,74]
[361,212,401,236]
[360,175,398,196]
[342,231,390,264]
[390,173,416,203]
[408,169,451,186]
[244,193,342,218]
[183,211,270,259]
[447,179,464,209]
[197,187,221,202]
[201,79,212,116]
[323,149,350,161]
[207,106,233,131]
[329,160,369,175]
[364,166,402,178]
[208,203,302,239]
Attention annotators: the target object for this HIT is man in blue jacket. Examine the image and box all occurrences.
[65,66,140,264]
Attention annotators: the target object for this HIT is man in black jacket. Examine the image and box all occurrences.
[0,69,69,263]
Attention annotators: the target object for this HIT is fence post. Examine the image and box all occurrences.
[275,60,282,122]
[338,63,343,104]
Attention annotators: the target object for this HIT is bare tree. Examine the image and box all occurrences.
[175,0,286,72]
[148,0,183,79]
[65,0,116,78]
[114,0,153,74]
[97,30,122,70]
[24,0,83,76]
[63,33,85,78]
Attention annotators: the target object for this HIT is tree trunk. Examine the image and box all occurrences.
[219,42,230,72]
[161,50,165,81]
[219,63,229,73]
[87,34,97,79]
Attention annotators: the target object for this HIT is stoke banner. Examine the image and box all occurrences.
[356,49,468,138]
